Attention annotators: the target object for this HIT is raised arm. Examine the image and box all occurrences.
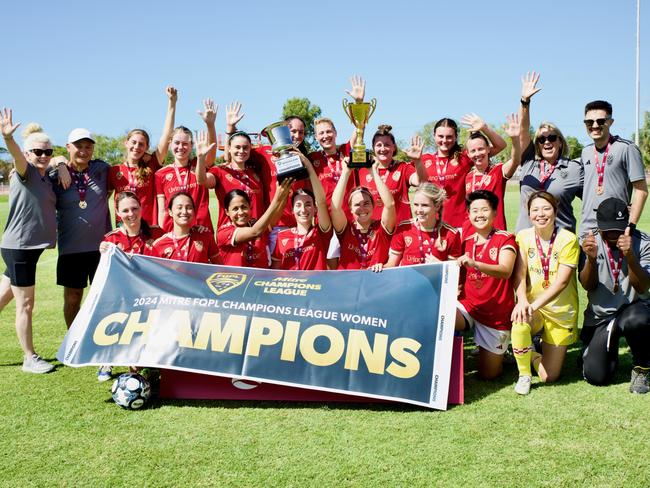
[233,179,293,243]
[618,227,650,293]
[461,113,507,156]
[501,113,523,179]
[406,134,427,186]
[519,71,541,150]
[345,75,366,146]
[0,108,28,177]
[197,98,218,166]
[155,85,177,163]
[301,153,331,232]
[331,159,353,234]
[372,160,396,233]
[194,130,217,189]
[223,102,245,164]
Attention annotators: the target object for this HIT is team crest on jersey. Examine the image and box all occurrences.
[425,160,432,168]
[165,173,173,181]
[560,169,568,178]
[436,239,447,251]
[607,155,613,164]
[489,247,498,260]
[226,173,233,182]
[405,236,413,247]
[164,246,173,256]
[528,248,536,259]
[206,272,247,296]
[366,174,373,183]
[194,241,204,252]
[116,171,123,180]
[281,238,289,247]
[312,159,320,168]
[392,171,401,181]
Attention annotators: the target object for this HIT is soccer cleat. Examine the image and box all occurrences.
[97,366,113,382]
[629,366,650,394]
[22,354,55,374]
[514,375,532,395]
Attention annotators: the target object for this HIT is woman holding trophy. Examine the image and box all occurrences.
[330,157,396,270]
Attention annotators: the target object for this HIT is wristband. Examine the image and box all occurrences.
[520,98,530,107]
[56,161,67,167]
[627,223,636,233]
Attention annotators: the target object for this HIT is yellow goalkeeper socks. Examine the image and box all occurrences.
[512,321,533,377]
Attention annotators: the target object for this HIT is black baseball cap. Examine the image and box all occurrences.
[596,198,629,232]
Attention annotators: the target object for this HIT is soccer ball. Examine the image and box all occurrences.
[111,373,151,410]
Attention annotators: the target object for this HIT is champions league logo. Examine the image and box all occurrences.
[206,272,247,296]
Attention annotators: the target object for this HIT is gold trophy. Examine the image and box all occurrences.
[343,98,377,168]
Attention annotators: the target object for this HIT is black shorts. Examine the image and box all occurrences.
[2,248,45,287]
[57,251,101,289]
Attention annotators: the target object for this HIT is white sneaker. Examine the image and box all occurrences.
[22,354,55,374]
[514,375,532,395]
[97,366,113,382]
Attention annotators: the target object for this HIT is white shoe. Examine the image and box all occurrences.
[514,375,532,395]
[22,354,55,374]
[97,366,113,382]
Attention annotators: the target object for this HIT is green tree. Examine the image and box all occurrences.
[634,110,650,168]
[281,98,322,151]
[565,136,583,160]
[52,135,128,165]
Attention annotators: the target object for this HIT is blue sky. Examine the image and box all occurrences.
[2,0,648,148]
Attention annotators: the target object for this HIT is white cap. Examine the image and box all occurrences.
[67,128,95,144]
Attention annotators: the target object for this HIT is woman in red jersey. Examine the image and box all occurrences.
[108,86,177,226]
[422,115,506,228]
[154,100,217,232]
[330,158,396,270]
[217,179,293,268]
[461,113,522,235]
[271,155,332,270]
[196,130,267,229]
[356,125,427,224]
[385,182,462,267]
[100,192,163,256]
[455,190,518,379]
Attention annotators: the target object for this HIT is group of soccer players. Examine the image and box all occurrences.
[1,72,649,396]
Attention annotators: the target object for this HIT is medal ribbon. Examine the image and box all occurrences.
[230,166,253,195]
[170,232,191,261]
[416,222,437,263]
[534,227,557,286]
[323,149,341,183]
[594,138,612,190]
[471,230,496,263]
[435,155,449,184]
[538,159,556,188]
[124,164,138,192]
[293,227,314,268]
[352,225,370,268]
[71,168,90,205]
[470,166,491,192]
[604,242,623,291]
[173,163,190,191]
[125,230,143,255]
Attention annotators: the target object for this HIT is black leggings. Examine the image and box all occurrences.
[582,301,650,385]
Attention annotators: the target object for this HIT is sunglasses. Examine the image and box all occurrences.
[30,149,54,156]
[536,135,558,144]
[583,118,610,127]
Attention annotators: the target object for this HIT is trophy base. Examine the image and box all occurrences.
[275,153,309,182]
[347,149,373,169]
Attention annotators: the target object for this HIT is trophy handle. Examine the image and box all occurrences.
[368,98,377,120]
[342,99,355,124]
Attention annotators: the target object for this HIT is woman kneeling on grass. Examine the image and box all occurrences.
[217,179,293,268]
[455,190,517,379]
[511,191,579,395]
[330,158,396,270]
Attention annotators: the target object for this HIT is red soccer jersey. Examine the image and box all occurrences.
[271,225,333,270]
[422,151,473,227]
[150,226,219,264]
[209,164,266,229]
[108,155,162,226]
[357,161,415,224]
[458,230,517,330]
[461,163,508,236]
[250,145,309,228]
[217,221,270,269]
[309,143,355,217]
[389,220,462,266]
[102,226,164,255]
[154,161,213,233]
[337,219,392,270]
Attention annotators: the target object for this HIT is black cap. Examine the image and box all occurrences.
[596,198,629,232]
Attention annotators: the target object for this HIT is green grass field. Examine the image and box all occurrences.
[1,188,649,487]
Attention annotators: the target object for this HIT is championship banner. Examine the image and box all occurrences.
[58,247,459,410]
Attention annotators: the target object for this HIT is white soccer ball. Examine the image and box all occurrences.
[111,373,151,410]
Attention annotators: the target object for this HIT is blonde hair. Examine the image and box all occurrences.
[534,121,569,159]
[22,123,51,151]
[314,117,336,131]
[414,182,447,231]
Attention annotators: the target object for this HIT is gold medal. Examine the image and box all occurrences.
[596,186,604,195]
[542,280,550,289]
[79,201,87,209]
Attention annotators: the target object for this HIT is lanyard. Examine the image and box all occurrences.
[293,227,314,268]
[604,242,624,293]
[71,168,90,209]
[469,166,491,192]
[538,159,557,188]
[230,165,253,193]
[173,163,190,191]
[534,228,557,288]
[594,138,612,194]
[416,222,437,263]
[435,155,449,184]
[352,225,371,268]
[472,230,496,263]
[323,150,341,182]
[170,232,191,261]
